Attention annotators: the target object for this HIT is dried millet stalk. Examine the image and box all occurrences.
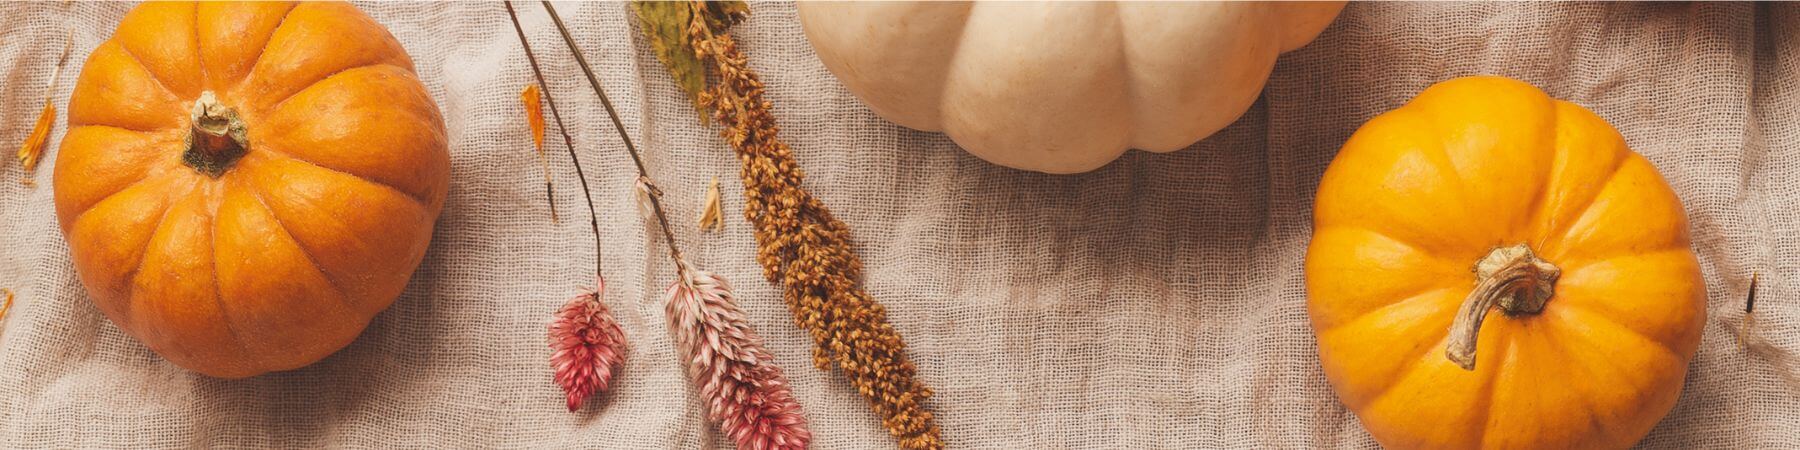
[683,10,943,449]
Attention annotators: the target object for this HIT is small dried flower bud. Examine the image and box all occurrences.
[549,277,627,412]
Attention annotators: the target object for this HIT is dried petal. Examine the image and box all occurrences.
[666,270,811,450]
[16,101,53,174]
[0,288,14,323]
[699,176,723,232]
[522,84,546,152]
[549,277,627,411]
[520,83,558,221]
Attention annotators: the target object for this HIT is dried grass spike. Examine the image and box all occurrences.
[549,277,627,411]
[667,270,811,450]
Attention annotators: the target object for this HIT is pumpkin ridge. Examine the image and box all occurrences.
[72,42,188,132]
[260,62,411,119]
[206,197,267,374]
[1512,101,1561,246]
[1339,224,1467,270]
[116,177,194,330]
[242,2,414,113]
[1106,2,1141,146]
[1536,309,1684,446]
[1544,296,1689,362]
[1538,158,1682,265]
[68,166,168,226]
[924,2,977,132]
[1530,147,1630,254]
[254,143,432,208]
[233,175,358,314]
[1319,285,1459,335]
[1471,323,1527,449]
[1413,112,1483,228]
[220,2,301,93]
[108,38,184,112]
[58,128,183,220]
[1525,317,1634,447]
[1346,338,1453,413]
[189,4,206,91]
[1321,291,1460,406]
[237,155,431,308]
[1553,247,1696,278]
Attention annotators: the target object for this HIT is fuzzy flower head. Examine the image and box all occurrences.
[667,270,811,450]
[549,276,627,412]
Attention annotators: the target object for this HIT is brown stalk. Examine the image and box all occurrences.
[504,2,602,275]
[1736,272,1800,392]
[538,0,690,277]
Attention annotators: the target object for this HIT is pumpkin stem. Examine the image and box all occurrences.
[1445,244,1559,370]
[183,91,248,178]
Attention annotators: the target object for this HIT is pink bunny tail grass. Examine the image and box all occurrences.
[549,277,627,412]
[666,270,812,450]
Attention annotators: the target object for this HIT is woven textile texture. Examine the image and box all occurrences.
[2,2,1796,448]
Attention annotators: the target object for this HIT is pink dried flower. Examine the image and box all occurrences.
[549,276,627,412]
[666,270,811,450]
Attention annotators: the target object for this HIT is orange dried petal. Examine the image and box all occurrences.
[521,84,545,152]
[16,101,54,173]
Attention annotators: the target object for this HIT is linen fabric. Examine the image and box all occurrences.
[1,2,1794,448]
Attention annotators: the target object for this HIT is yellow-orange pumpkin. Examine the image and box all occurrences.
[1306,76,1705,449]
[54,2,449,378]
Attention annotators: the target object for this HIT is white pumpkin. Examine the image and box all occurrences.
[799,2,1345,174]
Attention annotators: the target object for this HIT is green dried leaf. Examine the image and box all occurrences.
[629,1,749,123]
[630,1,707,116]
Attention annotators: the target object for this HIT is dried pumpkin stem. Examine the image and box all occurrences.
[183,91,248,178]
[1445,244,1559,370]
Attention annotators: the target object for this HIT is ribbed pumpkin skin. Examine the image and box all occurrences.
[54,2,449,378]
[1306,76,1705,449]
[799,2,1345,174]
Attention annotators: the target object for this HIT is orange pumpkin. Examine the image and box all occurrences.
[1306,76,1705,449]
[54,2,449,378]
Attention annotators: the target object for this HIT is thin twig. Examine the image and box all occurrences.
[1746,272,1758,314]
[504,1,603,277]
[538,0,690,277]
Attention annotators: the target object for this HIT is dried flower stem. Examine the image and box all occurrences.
[1736,273,1800,392]
[16,36,72,182]
[539,1,689,277]
[675,7,944,448]
[506,2,602,272]
[505,1,627,412]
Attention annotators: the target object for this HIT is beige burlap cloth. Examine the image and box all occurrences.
[1,2,1795,448]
